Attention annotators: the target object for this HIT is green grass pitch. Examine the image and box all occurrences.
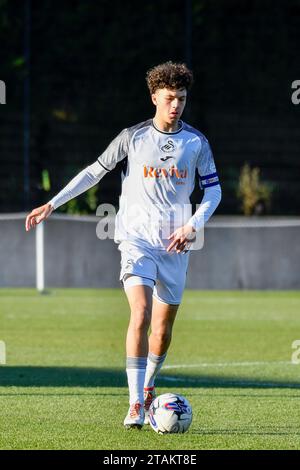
[1,289,300,450]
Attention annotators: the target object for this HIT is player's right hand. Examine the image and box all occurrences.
[25,203,53,232]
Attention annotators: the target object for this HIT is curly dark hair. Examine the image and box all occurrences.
[146,61,194,95]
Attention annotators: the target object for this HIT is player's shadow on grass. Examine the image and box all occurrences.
[0,366,300,389]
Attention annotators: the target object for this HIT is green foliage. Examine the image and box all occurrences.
[60,186,98,215]
[237,163,273,215]
[41,169,51,192]
[85,185,98,211]
[12,57,25,68]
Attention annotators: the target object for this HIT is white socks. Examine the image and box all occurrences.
[126,357,147,405]
[126,353,167,404]
[144,352,167,388]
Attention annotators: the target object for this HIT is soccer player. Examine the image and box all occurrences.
[25,62,221,429]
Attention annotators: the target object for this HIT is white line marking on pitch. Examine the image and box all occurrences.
[163,361,290,370]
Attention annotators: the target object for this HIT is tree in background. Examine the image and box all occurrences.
[237,163,273,216]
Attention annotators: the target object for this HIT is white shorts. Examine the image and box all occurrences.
[119,241,190,305]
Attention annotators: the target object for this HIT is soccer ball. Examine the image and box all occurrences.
[149,393,192,434]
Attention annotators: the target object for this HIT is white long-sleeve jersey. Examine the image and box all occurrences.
[49,119,221,249]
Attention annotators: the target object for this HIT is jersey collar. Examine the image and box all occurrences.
[152,119,183,135]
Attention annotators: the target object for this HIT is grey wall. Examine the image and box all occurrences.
[1,214,299,289]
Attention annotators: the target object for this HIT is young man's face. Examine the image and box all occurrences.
[152,87,187,125]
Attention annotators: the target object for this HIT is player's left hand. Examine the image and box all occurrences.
[167,224,196,253]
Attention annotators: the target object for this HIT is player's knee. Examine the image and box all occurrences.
[130,305,151,331]
[152,326,172,345]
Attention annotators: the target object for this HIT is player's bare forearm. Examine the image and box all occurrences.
[166,224,196,253]
[25,203,53,232]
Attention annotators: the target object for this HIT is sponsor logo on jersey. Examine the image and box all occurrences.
[160,140,175,153]
[143,165,188,179]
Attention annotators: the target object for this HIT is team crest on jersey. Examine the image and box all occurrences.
[160,140,176,153]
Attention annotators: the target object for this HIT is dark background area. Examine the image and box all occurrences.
[0,0,299,214]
